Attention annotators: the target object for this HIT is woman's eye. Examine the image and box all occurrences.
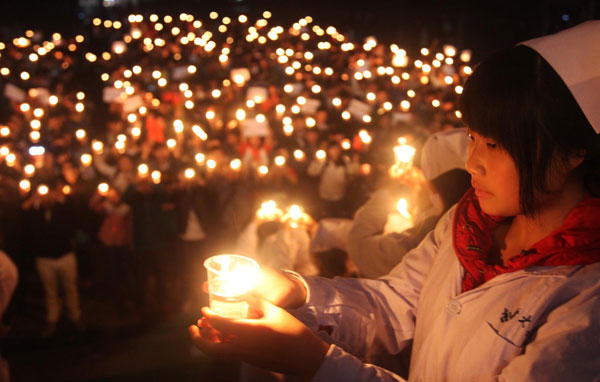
[486,142,497,149]
[466,133,474,141]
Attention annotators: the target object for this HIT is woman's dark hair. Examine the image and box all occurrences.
[460,45,600,215]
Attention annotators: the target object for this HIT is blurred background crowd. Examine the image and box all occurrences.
[0,1,596,381]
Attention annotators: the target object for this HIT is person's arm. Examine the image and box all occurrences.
[93,152,117,178]
[497,271,600,382]
[347,189,415,278]
[288,207,452,361]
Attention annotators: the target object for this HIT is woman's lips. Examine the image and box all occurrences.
[473,185,493,198]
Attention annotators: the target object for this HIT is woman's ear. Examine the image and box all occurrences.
[565,149,586,172]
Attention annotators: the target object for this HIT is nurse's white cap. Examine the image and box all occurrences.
[521,21,600,134]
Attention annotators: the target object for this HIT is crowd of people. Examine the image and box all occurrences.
[0,10,472,338]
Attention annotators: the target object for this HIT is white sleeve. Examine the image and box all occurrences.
[289,207,453,361]
[311,345,407,382]
[93,153,117,178]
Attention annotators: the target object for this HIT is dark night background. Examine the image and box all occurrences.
[0,0,598,62]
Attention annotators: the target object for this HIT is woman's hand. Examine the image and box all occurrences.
[189,298,330,379]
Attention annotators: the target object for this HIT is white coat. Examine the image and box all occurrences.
[289,206,600,381]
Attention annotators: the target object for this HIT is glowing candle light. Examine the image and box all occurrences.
[98,182,109,195]
[6,153,16,167]
[37,184,49,196]
[258,165,269,175]
[316,149,326,160]
[274,155,286,166]
[359,129,372,144]
[33,108,44,118]
[192,125,208,140]
[361,163,372,175]
[151,170,161,184]
[24,164,35,176]
[184,168,196,179]
[30,131,41,142]
[166,139,177,149]
[236,109,246,121]
[389,141,416,177]
[227,158,241,171]
[0,126,10,137]
[293,149,304,161]
[80,154,92,167]
[92,140,104,154]
[195,153,206,164]
[204,254,259,318]
[174,120,184,133]
[20,103,30,112]
[138,163,149,177]
[283,124,294,136]
[257,200,283,220]
[282,204,311,229]
[19,179,31,192]
[75,129,86,140]
[131,127,141,139]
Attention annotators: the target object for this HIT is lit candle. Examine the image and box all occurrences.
[37,184,49,196]
[151,170,161,184]
[98,182,109,195]
[256,200,283,220]
[19,179,31,192]
[80,154,92,167]
[230,158,242,171]
[282,204,311,229]
[138,163,149,177]
[389,139,416,177]
[184,168,195,179]
[384,198,414,234]
[204,254,259,318]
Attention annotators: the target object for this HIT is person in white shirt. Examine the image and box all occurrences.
[190,22,600,382]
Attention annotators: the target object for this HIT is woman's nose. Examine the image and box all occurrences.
[465,142,484,177]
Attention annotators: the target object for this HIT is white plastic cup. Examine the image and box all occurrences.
[204,254,259,318]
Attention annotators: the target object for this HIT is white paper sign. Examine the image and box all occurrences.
[241,118,270,137]
[102,87,123,103]
[392,112,412,124]
[172,66,189,81]
[230,68,251,83]
[4,83,26,102]
[246,86,268,103]
[122,95,143,113]
[301,98,321,115]
[348,99,372,119]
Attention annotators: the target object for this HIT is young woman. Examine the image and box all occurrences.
[190,22,600,381]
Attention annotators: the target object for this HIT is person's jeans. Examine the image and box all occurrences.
[35,253,81,323]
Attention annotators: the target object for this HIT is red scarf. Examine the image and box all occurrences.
[453,188,600,292]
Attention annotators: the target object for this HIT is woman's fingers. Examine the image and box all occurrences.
[201,306,256,335]
[189,324,238,357]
